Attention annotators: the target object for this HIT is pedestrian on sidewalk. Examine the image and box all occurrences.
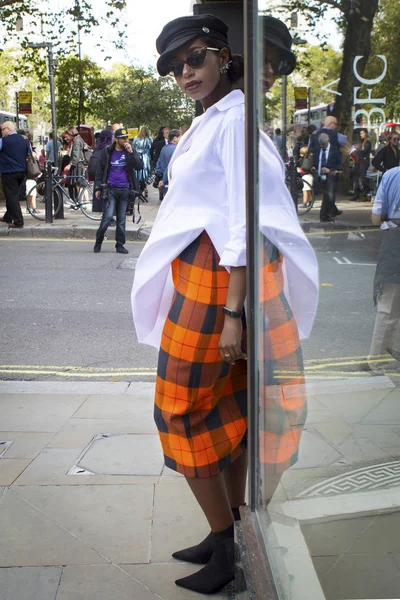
[132,14,318,596]
[0,121,28,229]
[372,133,400,174]
[312,132,343,222]
[150,126,170,171]
[369,166,400,371]
[155,129,180,200]
[45,132,61,166]
[133,127,153,198]
[353,128,371,201]
[93,127,142,254]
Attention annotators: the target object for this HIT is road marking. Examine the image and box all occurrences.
[333,256,376,266]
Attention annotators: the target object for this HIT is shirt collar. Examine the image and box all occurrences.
[214,89,244,112]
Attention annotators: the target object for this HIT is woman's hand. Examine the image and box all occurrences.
[219,317,246,364]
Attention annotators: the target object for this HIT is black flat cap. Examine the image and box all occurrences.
[156,14,229,76]
[261,15,297,75]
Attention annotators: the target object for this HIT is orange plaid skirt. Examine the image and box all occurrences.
[155,231,305,478]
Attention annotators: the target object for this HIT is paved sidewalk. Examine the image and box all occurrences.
[0,191,376,243]
[0,381,245,600]
[0,187,161,242]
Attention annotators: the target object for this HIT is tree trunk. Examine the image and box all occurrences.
[333,0,380,142]
[332,0,379,194]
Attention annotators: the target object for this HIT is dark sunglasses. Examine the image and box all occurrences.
[168,46,221,77]
[263,44,290,76]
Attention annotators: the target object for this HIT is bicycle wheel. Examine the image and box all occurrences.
[78,182,102,221]
[297,179,315,216]
[25,182,63,221]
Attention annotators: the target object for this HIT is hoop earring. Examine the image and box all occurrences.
[219,60,232,74]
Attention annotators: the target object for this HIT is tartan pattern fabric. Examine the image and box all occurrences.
[155,231,247,478]
[155,231,305,479]
[259,238,306,475]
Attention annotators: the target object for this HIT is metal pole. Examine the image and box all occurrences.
[15,92,19,129]
[44,160,53,224]
[244,0,260,513]
[307,87,311,125]
[281,75,287,161]
[47,43,64,219]
[47,44,57,170]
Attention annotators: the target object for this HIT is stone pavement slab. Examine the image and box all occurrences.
[0,566,62,600]
[14,485,154,564]
[0,488,107,567]
[151,478,210,563]
[0,432,54,459]
[0,459,32,485]
[55,565,157,600]
[0,393,88,432]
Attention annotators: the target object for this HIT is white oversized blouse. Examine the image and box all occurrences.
[131,90,319,348]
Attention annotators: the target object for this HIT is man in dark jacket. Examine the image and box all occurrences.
[309,116,340,156]
[312,132,342,222]
[0,121,28,228]
[93,128,142,254]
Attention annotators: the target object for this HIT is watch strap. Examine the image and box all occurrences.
[222,306,242,319]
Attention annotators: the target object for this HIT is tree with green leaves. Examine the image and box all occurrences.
[370,0,400,120]
[55,56,113,128]
[280,0,380,141]
[265,44,342,123]
[105,64,195,133]
[0,0,127,81]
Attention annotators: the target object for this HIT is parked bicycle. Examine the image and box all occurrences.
[25,169,97,221]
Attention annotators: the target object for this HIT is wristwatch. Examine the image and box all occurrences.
[222,307,242,319]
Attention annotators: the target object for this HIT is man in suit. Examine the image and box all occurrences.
[312,132,343,222]
[310,116,340,156]
[0,121,28,229]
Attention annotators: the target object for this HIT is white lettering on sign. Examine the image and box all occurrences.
[321,78,342,97]
[353,55,387,86]
[352,55,387,130]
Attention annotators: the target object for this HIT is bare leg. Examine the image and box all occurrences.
[186,473,233,532]
[176,473,235,593]
[223,449,248,508]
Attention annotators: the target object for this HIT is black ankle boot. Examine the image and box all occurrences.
[172,506,242,564]
[175,524,235,595]
[172,531,214,564]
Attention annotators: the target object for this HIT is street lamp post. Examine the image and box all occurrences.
[27,41,62,222]
[27,42,58,170]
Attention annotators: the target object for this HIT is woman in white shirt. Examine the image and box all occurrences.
[132,14,318,595]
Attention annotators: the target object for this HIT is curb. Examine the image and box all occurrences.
[0,224,152,241]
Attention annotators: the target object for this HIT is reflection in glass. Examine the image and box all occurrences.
[251,2,400,600]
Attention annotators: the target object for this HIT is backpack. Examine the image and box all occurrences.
[82,142,93,166]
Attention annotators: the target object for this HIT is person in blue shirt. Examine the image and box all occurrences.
[369,166,400,372]
[0,121,28,228]
[155,129,181,200]
[45,132,61,165]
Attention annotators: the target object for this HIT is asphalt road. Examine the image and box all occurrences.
[0,228,397,382]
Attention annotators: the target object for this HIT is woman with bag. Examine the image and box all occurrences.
[18,129,41,215]
[353,128,372,201]
[297,145,314,209]
[132,14,318,595]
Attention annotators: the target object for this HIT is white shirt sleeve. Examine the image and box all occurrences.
[217,117,247,268]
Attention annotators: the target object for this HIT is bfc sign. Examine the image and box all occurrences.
[352,55,387,129]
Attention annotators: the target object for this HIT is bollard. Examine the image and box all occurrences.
[44,160,53,224]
